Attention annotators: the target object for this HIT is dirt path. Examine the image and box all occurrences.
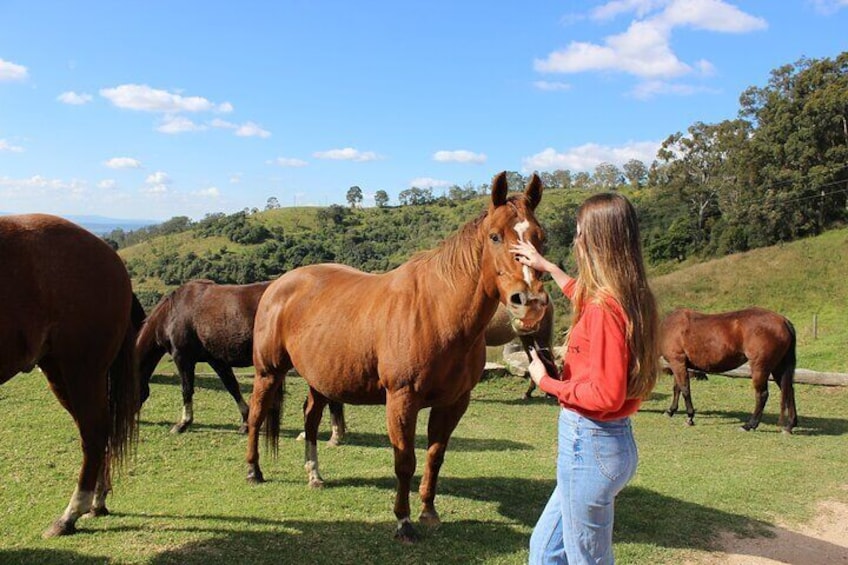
[685,498,848,564]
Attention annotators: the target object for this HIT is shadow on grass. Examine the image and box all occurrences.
[0,549,109,565]
[639,405,848,436]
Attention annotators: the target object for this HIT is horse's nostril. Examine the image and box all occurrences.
[510,293,526,306]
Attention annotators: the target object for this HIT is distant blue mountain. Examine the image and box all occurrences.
[64,215,160,235]
[0,212,160,235]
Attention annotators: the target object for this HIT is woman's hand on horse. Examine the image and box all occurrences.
[511,240,549,273]
[527,348,548,386]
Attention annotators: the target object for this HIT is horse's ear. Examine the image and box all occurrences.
[491,171,508,207]
[524,173,543,211]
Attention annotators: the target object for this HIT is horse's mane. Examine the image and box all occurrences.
[139,290,176,336]
[407,210,485,289]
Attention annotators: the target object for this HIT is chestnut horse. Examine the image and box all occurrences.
[0,214,141,537]
[246,172,548,542]
[304,298,556,445]
[137,279,271,433]
[661,307,798,433]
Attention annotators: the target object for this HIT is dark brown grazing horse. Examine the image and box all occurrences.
[304,298,556,445]
[137,279,272,433]
[246,172,549,542]
[0,214,141,537]
[660,307,798,433]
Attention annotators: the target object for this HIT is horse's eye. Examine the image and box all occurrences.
[489,233,502,244]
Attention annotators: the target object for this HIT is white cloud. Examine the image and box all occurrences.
[812,0,848,14]
[193,186,220,198]
[433,150,487,164]
[522,140,661,172]
[235,121,271,138]
[217,102,234,113]
[0,139,24,152]
[267,157,308,167]
[104,157,142,169]
[211,118,236,129]
[0,175,86,197]
[229,173,242,184]
[57,91,93,105]
[145,171,171,185]
[313,147,381,162]
[143,171,172,195]
[98,179,118,190]
[409,177,452,189]
[157,115,207,134]
[100,84,224,113]
[630,80,717,99]
[0,58,27,81]
[536,1,766,82]
[533,80,572,92]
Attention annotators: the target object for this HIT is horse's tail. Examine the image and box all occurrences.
[108,307,141,473]
[780,318,797,384]
[264,378,285,457]
[778,318,798,428]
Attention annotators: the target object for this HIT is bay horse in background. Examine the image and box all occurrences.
[137,279,271,433]
[0,214,142,537]
[660,307,798,433]
[246,172,549,542]
[305,298,556,445]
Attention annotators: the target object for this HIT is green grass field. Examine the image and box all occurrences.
[1,368,846,564]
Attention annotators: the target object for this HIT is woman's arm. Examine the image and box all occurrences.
[510,240,572,290]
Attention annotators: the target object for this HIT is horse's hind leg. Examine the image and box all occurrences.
[41,364,109,537]
[209,359,250,434]
[419,391,471,529]
[775,358,798,434]
[245,365,287,484]
[171,354,196,434]
[666,364,695,425]
[742,368,769,431]
[328,400,346,446]
[303,388,328,487]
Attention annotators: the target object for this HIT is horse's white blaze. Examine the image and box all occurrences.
[514,219,535,286]
[61,487,94,521]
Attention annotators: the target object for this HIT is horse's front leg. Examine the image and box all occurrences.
[209,359,250,434]
[171,355,196,434]
[680,372,696,426]
[742,370,769,431]
[303,387,328,487]
[386,391,420,543]
[420,391,471,527]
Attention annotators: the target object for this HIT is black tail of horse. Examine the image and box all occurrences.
[264,379,285,457]
[108,306,141,473]
[777,318,798,430]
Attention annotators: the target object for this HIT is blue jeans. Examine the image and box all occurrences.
[528,408,638,565]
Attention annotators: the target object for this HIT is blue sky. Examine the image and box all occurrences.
[1,1,847,221]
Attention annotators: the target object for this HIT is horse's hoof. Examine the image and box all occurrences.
[419,511,441,528]
[247,468,265,484]
[85,506,110,518]
[170,422,190,434]
[666,410,675,418]
[43,519,76,538]
[295,432,306,441]
[308,477,324,489]
[781,428,794,435]
[739,425,754,432]
[327,437,340,447]
[237,423,248,435]
[395,521,419,544]
[685,418,694,426]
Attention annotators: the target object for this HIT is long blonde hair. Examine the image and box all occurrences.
[568,193,659,399]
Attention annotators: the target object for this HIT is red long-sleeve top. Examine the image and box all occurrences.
[537,277,642,421]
